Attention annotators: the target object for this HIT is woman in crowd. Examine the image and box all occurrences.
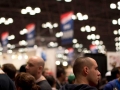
[15,72,40,90]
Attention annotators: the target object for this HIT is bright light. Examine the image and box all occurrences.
[99,41,103,45]
[62,61,68,66]
[34,7,41,13]
[7,44,11,48]
[4,21,9,25]
[29,10,35,15]
[95,40,99,45]
[8,35,15,40]
[112,20,117,25]
[26,6,32,12]
[1,17,5,23]
[24,54,28,59]
[8,18,13,23]
[91,26,96,31]
[77,13,83,21]
[56,60,60,65]
[65,49,69,54]
[42,24,47,28]
[12,55,16,59]
[96,35,100,39]
[85,25,91,32]
[21,9,27,14]
[18,55,22,60]
[113,30,118,35]
[72,15,77,20]
[53,23,58,28]
[7,50,12,54]
[23,29,28,34]
[19,40,27,46]
[117,1,120,6]
[83,14,88,20]
[72,39,77,43]
[49,42,54,47]
[110,3,116,9]
[91,34,96,40]
[81,27,85,32]
[64,0,72,2]
[75,43,80,48]
[118,29,120,35]
[87,35,91,40]
[20,30,24,35]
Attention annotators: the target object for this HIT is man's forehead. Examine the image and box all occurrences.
[28,58,37,64]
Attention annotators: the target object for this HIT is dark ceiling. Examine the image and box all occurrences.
[0,0,119,51]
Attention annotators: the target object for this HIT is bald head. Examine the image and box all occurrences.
[73,57,95,77]
[29,56,45,68]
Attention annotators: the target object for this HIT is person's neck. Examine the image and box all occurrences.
[35,75,46,83]
[0,69,5,74]
[57,78,64,85]
[74,77,89,85]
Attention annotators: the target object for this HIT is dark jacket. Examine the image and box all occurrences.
[59,84,98,90]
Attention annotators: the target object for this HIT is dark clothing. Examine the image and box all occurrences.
[0,74,15,90]
[104,79,120,90]
[36,80,52,90]
[59,84,97,90]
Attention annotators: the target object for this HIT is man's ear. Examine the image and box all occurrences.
[83,66,89,75]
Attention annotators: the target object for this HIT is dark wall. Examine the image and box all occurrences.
[84,53,107,78]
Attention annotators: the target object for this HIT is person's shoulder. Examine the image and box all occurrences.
[103,79,117,90]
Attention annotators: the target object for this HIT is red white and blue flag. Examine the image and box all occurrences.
[60,11,74,45]
[26,23,35,47]
[1,32,9,52]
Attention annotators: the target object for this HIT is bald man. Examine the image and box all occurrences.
[25,56,52,90]
[60,57,101,90]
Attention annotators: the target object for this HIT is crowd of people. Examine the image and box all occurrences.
[0,56,120,90]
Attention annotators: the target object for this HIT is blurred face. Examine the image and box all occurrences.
[87,59,101,86]
[25,58,40,78]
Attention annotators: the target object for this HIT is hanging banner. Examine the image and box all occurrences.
[60,11,74,45]
[1,32,9,53]
[26,23,35,47]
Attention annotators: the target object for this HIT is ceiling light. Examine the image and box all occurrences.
[80,27,85,32]
[62,61,68,66]
[91,26,96,31]
[72,39,77,43]
[34,7,41,13]
[110,3,116,9]
[8,18,13,23]
[56,60,60,65]
[53,23,58,28]
[72,15,77,20]
[64,0,72,2]
[83,14,88,20]
[113,30,118,35]
[96,35,100,39]
[29,10,35,15]
[112,19,117,25]
[21,9,27,14]
[87,35,91,40]
[26,6,32,12]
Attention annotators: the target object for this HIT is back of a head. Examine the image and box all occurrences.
[57,66,65,78]
[15,72,40,90]
[45,75,56,87]
[73,57,93,78]
[68,74,75,84]
[31,56,45,69]
[2,63,17,80]
[111,67,120,80]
